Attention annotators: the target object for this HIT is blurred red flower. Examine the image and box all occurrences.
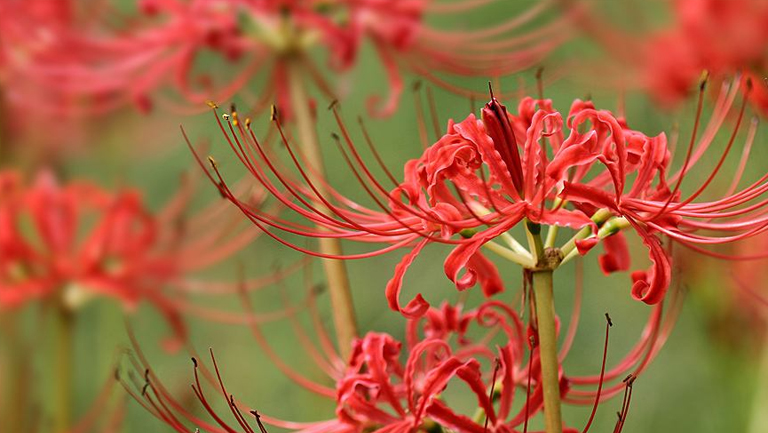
[24,0,567,118]
[0,169,287,349]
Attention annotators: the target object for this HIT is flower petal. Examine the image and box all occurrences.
[386,239,430,318]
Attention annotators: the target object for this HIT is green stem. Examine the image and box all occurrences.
[53,304,74,433]
[748,334,768,433]
[531,269,563,433]
[0,311,27,432]
[483,240,536,268]
[287,58,358,360]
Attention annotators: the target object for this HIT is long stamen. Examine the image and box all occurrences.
[670,80,752,210]
[484,359,502,433]
[426,86,442,140]
[651,73,708,220]
[412,82,431,149]
[581,314,613,433]
[613,375,636,433]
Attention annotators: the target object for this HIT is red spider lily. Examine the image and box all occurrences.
[563,0,768,114]
[0,0,76,110]
[0,0,88,152]
[204,77,768,313]
[33,0,567,118]
[123,294,665,433]
[0,169,294,349]
[642,0,768,112]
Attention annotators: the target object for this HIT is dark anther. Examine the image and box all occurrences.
[605,313,613,327]
[699,71,709,91]
[327,100,339,110]
[270,105,279,121]
[191,357,198,368]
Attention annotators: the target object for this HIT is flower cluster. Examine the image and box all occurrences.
[126,297,672,433]
[24,0,566,118]
[565,0,768,114]
[0,169,288,348]
[208,83,762,315]
[5,2,767,432]
[640,0,768,111]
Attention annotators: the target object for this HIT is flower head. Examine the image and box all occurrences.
[124,296,666,433]
[33,0,566,118]
[565,0,768,114]
[643,0,768,109]
[0,169,286,349]
[0,0,95,152]
[205,81,768,316]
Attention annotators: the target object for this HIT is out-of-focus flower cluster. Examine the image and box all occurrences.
[3,0,565,120]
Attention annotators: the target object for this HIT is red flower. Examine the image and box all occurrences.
[644,0,768,110]
[0,169,288,349]
[0,0,97,152]
[207,85,768,313]
[124,299,660,433]
[202,95,646,311]
[29,0,566,118]
[567,0,768,114]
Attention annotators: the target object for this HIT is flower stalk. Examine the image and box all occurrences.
[531,245,564,433]
[0,311,26,432]
[53,302,74,433]
[749,334,768,433]
[287,58,358,359]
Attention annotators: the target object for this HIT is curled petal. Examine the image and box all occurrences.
[599,232,631,274]
[386,239,430,318]
[444,209,524,292]
[575,238,598,255]
[628,221,671,304]
[465,252,504,297]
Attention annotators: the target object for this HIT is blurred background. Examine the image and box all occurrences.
[1,1,766,432]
